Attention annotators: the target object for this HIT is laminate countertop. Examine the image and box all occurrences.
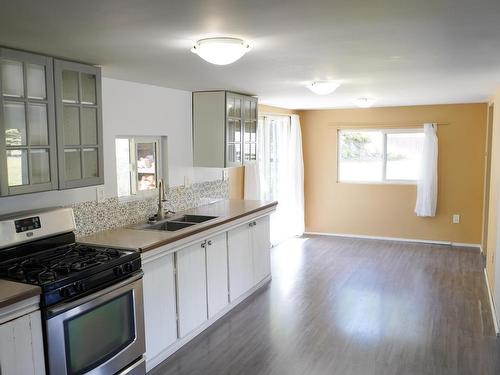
[78,199,277,252]
[0,280,40,309]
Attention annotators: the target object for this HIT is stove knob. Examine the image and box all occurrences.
[60,288,71,298]
[114,266,124,276]
[75,281,85,292]
[124,262,133,273]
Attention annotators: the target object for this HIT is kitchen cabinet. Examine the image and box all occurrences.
[251,215,271,283]
[0,311,45,375]
[176,241,208,337]
[206,233,229,318]
[0,48,58,196]
[193,90,258,167]
[142,252,178,363]
[54,59,104,189]
[228,215,271,301]
[227,222,254,301]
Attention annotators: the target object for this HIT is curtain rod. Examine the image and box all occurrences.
[328,121,449,128]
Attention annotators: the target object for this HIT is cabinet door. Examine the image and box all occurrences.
[251,216,271,283]
[227,223,253,301]
[206,233,229,318]
[243,96,258,164]
[0,48,58,196]
[142,253,178,362]
[176,242,208,337]
[226,92,243,167]
[54,59,104,189]
[0,311,45,375]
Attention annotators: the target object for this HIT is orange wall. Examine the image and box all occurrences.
[299,103,487,244]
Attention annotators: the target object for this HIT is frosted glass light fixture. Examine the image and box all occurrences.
[306,81,340,95]
[191,37,251,65]
[355,98,377,108]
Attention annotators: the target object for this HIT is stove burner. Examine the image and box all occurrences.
[0,244,124,285]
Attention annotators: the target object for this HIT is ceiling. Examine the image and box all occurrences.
[1,0,500,109]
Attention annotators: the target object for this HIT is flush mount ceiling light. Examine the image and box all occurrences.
[355,97,377,108]
[191,37,251,65]
[306,81,340,95]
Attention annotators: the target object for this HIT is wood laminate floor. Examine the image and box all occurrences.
[149,235,500,375]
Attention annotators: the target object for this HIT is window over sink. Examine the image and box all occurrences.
[115,136,166,198]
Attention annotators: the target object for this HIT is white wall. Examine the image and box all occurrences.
[0,77,196,215]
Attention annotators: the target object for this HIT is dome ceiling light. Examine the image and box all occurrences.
[355,98,377,108]
[306,81,340,95]
[191,37,251,65]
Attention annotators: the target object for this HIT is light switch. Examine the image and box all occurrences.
[452,214,460,224]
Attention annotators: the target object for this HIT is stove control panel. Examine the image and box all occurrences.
[15,216,41,233]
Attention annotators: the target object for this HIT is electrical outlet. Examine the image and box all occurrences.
[452,214,460,224]
[96,186,105,203]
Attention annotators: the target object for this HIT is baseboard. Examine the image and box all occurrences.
[146,275,272,371]
[483,268,500,336]
[304,231,481,249]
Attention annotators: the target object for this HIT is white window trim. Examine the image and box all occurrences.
[116,136,162,201]
[337,127,424,185]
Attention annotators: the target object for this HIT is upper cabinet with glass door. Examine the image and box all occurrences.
[193,91,258,168]
[54,59,103,189]
[0,48,58,196]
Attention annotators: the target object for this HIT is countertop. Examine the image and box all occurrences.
[78,199,277,252]
[0,279,40,309]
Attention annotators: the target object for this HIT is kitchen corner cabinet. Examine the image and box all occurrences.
[193,91,258,168]
[0,48,58,196]
[0,310,45,375]
[54,59,104,189]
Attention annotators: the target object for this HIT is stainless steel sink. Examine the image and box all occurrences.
[146,221,195,231]
[170,215,218,223]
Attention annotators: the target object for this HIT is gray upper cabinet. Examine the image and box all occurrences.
[193,91,257,168]
[54,59,104,189]
[0,48,58,196]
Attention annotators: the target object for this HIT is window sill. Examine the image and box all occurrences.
[117,189,158,203]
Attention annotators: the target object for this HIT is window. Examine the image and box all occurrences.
[338,129,424,183]
[115,136,162,197]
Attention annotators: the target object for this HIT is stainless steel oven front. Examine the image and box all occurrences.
[45,273,145,375]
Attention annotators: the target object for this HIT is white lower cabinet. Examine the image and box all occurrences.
[176,241,208,337]
[142,252,178,362]
[0,311,45,375]
[206,233,229,318]
[228,222,254,301]
[251,216,272,283]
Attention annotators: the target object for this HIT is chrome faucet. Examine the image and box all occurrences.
[157,179,167,220]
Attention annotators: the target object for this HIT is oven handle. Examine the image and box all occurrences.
[46,271,143,317]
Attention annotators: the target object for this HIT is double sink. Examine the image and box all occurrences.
[135,214,218,232]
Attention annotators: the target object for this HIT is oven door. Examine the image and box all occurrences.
[45,273,145,375]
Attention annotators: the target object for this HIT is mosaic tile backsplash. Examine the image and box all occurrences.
[72,179,229,237]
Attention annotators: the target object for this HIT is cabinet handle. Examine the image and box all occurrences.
[201,242,206,248]
[249,222,253,227]
[253,221,257,226]
[207,240,212,246]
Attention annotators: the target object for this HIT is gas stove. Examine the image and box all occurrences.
[0,207,141,307]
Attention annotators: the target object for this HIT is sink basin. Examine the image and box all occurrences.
[170,215,218,223]
[146,221,195,232]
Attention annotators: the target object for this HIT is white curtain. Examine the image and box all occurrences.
[257,114,305,244]
[415,123,438,217]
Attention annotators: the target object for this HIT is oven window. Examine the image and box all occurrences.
[64,292,135,375]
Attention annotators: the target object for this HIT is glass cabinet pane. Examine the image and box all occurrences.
[63,106,80,145]
[65,149,81,180]
[227,119,241,143]
[234,97,241,117]
[227,96,234,117]
[81,73,96,104]
[4,102,27,146]
[7,149,29,186]
[83,148,98,178]
[28,103,49,145]
[81,107,97,144]
[227,143,241,164]
[244,121,256,143]
[30,149,50,184]
[1,60,24,98]
[250,101,257,120]
[244,100,251,119]
[27,64,46,99]
[62,70,79,102]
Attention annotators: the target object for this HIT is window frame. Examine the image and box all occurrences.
[115,136,162,200]
[336,127,424,185]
